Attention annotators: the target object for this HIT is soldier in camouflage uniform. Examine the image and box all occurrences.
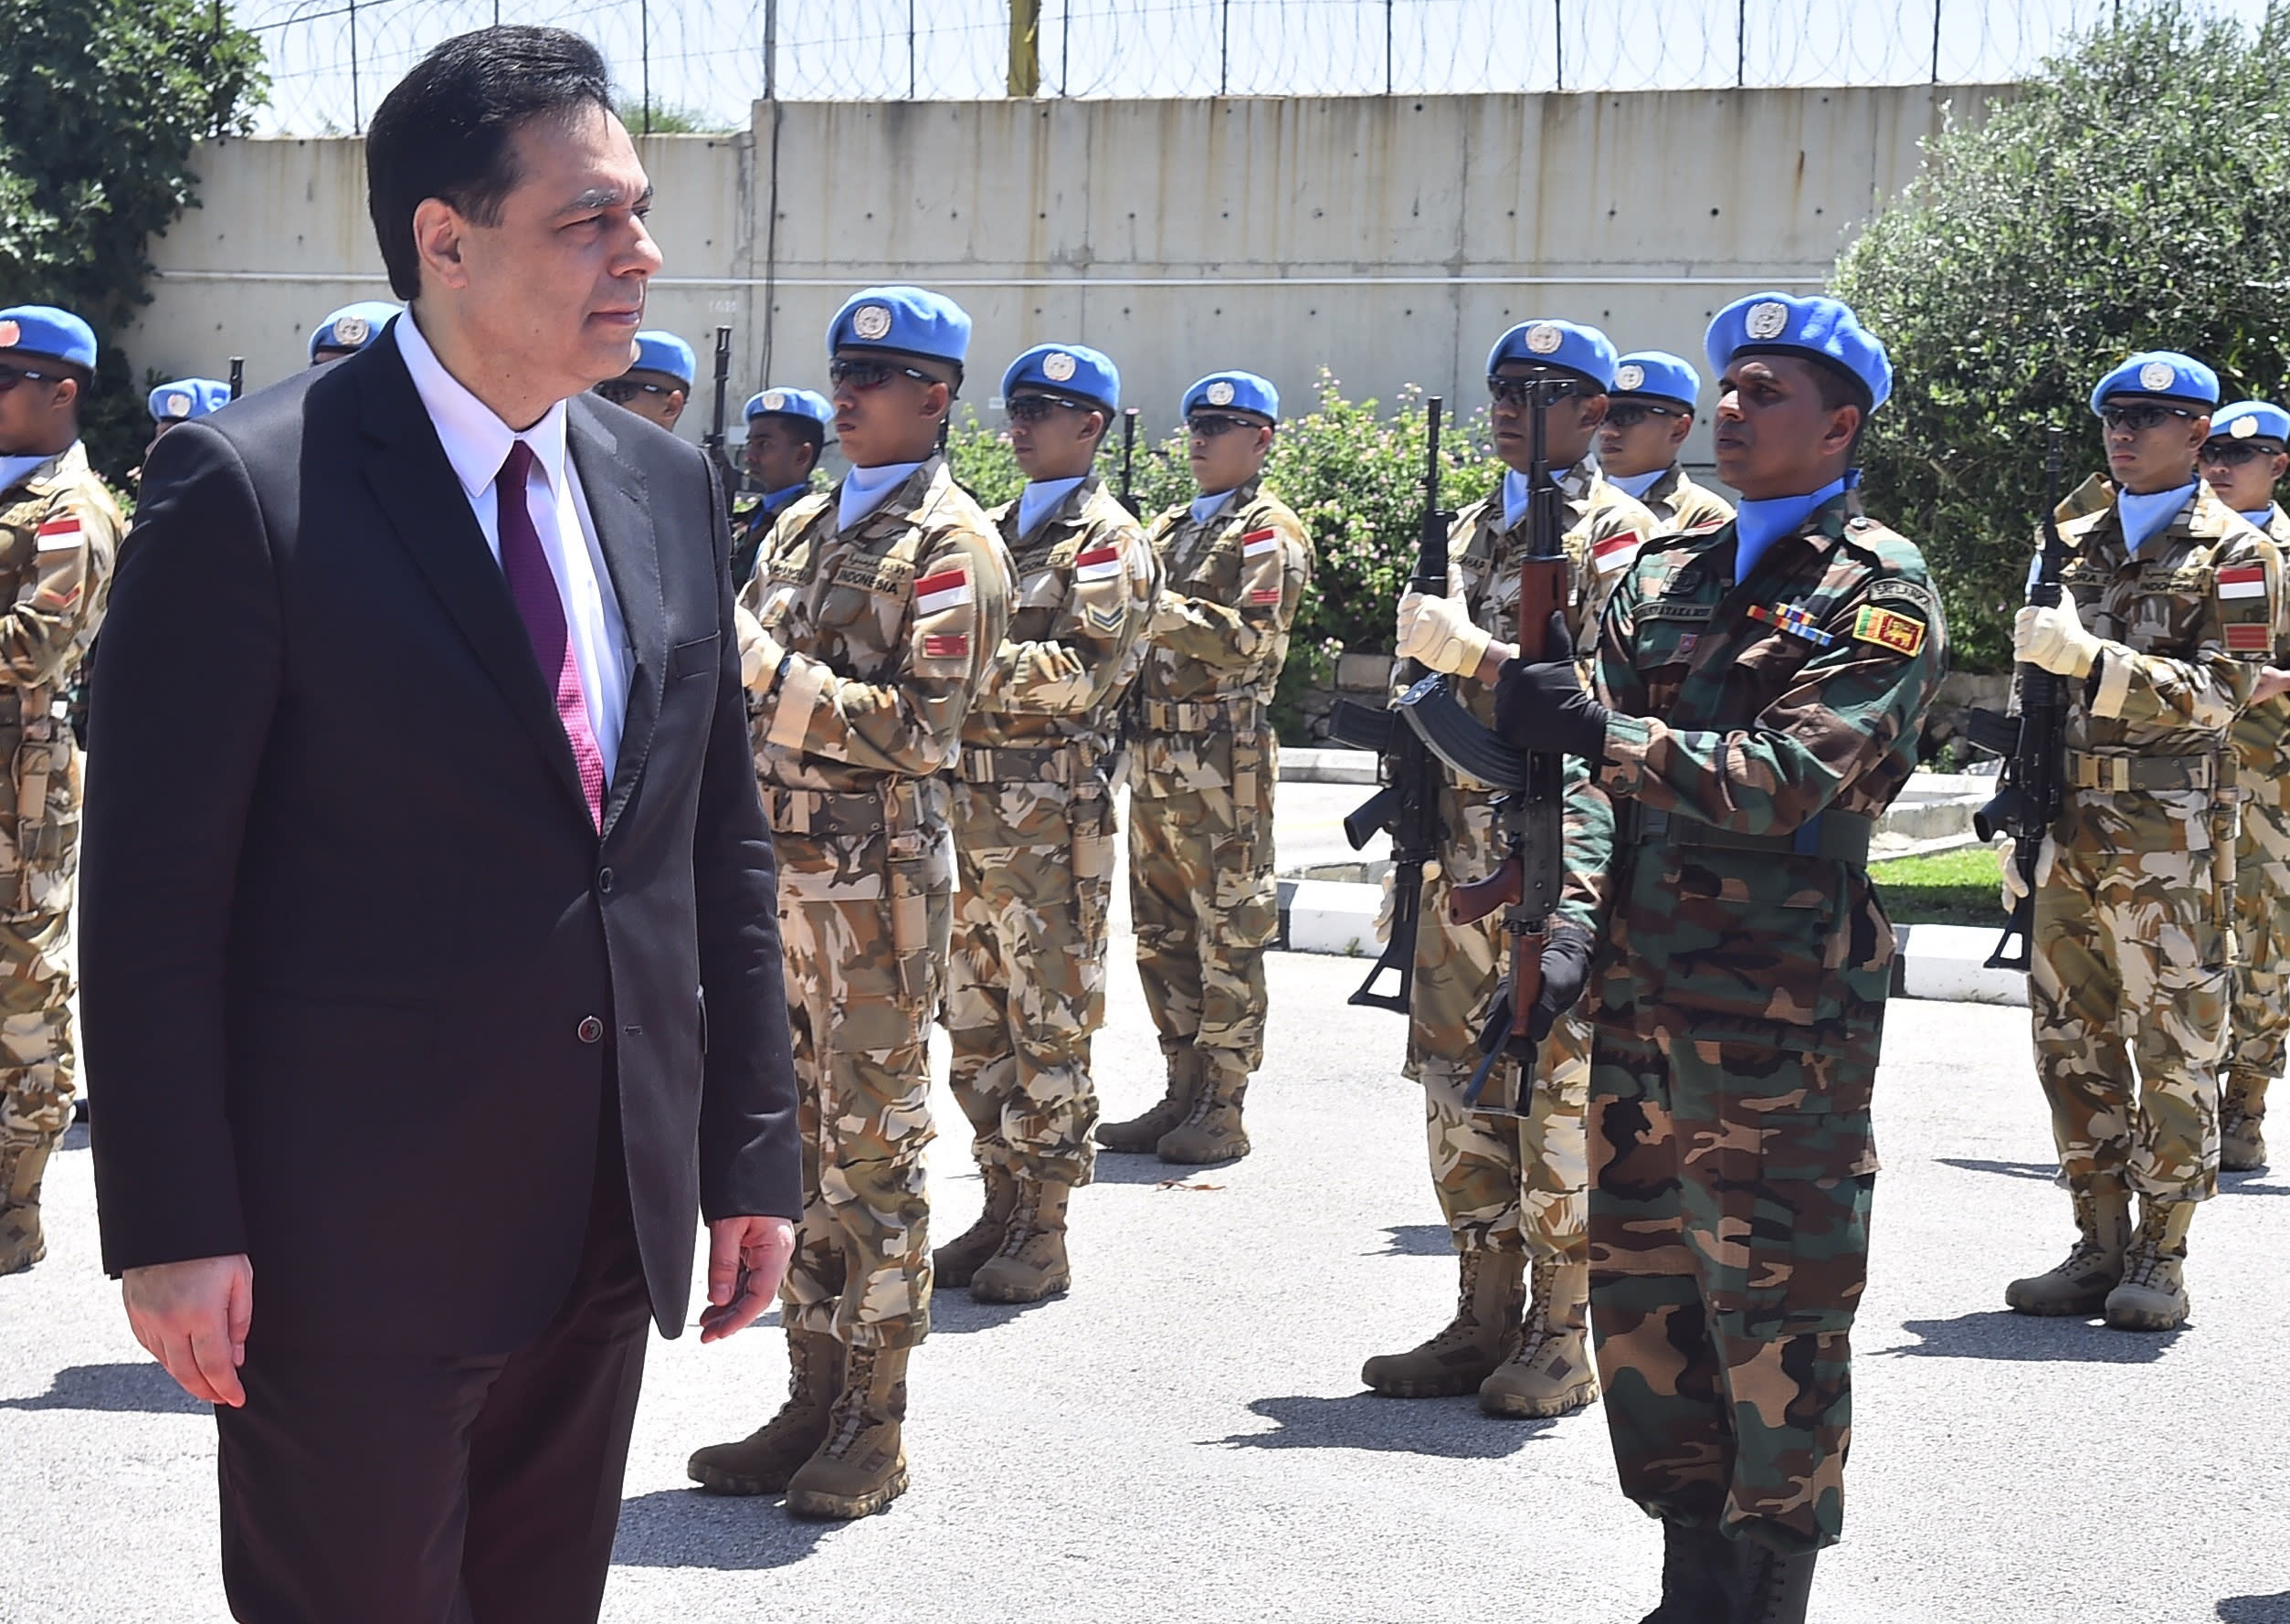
[689,288,1012,1520]
[1597,351,1736,533]
[1362,319,1653,1421]
[2198,399,2290,1172]
[934,343,1158,1303]
[0,306,121,1275]
[1096,371,1313,1165]
[2002,355,2283,1336]
[733,385,831,590]
[1497,294,1942,1622]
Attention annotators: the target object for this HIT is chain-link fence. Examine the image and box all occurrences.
[238,0,2250,134]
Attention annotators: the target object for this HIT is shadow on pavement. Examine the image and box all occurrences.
[2221,1171,2287,1198]
[1934,1157,2060,1182]
[0,1361,209,1416]
[1211,1393,1557,1458]
[1089,1154,1236,1187]
[2218,1596,2290,1622]
[1374,1225,1451,1258]
[611,1487,839,1570]
[924,1292,1051,1336]
[1878,1310,2179,1364]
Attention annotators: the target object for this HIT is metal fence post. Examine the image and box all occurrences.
[348,0,361,132]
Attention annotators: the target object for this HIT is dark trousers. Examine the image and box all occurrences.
[214,1127,653,1624]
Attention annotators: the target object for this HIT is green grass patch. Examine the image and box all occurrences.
[1869,844,2004,928]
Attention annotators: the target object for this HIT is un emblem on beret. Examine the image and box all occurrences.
[2139,361,2177,393]
[2232,415,2259,438]
[1525,323,1564,355]
[852,304,893,342]
[0,321,19,350]
[1615,364,1645,392]
[761,389,787,412]
[1745,301,1790,341]
[333,314,370,346]
[165,392,193,418]
[1043,352,1077,383]
[1206,380,1236,406]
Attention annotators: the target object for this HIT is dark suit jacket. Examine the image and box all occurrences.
[81,332,802,1356]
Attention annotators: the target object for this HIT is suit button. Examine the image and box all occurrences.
[577,1016,605,1044]
[597,867,615,893]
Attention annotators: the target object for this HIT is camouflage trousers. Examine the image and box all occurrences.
[0,911,75,1171]
[773,823,951,1352]
[2226,791,2290,1114]
[1408,853,1590,1261]
[1587,1020,1879,1556]
[946,776,1116,1187]
[1128,768,1278,1075]
[2032,817,2229,1203]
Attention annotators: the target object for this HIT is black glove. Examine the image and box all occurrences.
[1530,923,1597,1041]
[1493,610,1610,758]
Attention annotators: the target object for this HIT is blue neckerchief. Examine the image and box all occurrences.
[1191,488,1237,526]
[839,459,925,530]
[0,451,58,493]
[2116,481,2196,554]
[1608,466,1666,501]
[2243,503,2277,531]
[1019,475,1087,540]
[1502,465,1574,531]
[1734,474,1849,581]
[762,481,812,517]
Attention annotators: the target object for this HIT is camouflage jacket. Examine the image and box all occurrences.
[2230,503,2290,807]
[1569,492,1947,1045]
[964,474,1160,761]
[0,442,121,915]
[1134,479,1313,719]
[740,455,1013,797]
[1637,464,1736,533]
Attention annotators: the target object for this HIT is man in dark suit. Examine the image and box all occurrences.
[78,27,801,1624]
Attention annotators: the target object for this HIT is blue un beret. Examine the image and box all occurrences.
[1706,292,1892,414]
[148,378,233,423]
[307,301,398,361]
[1182,371,1279,422]
[745,386,834,428]
[630,330,696,387]
[1004,343,1121,413]
[2209,400,2290,447]
[0,305,97,371]
[1487,320,1618,392]
[829,286,972,366]
[2090,351,2220,416]
[1611,351,1703,411]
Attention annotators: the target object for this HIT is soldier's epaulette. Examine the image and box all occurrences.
[782,490,836,532]
[983,498,1016,529]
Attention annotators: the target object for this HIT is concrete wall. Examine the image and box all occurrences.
[130,85,2002,463]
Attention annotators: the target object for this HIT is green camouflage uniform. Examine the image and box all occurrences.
[2223,502,2290,1159]
[2031,485,2280,1204]
[1569,492,1946,1554]
[739,456,1012,1349]
[0,443,121,1271]
[1126,480,1313,1090]
[1635,465,1736,534]
[947,477,1158,1186]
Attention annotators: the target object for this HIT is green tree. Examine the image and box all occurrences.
[615,99,739,135]
[1834,0,2290,669]
[0,0,268,479]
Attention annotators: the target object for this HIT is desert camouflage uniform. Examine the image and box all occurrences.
[947,477,1158,1186]
[1128,480,1312,1091]
[1635,465,1736,534]
[1569,492,1946,1554]
[0,443,121,1271]
[2031,485,2279,1204]
[738,456,1012,1348]
[2222,502,2290,1162]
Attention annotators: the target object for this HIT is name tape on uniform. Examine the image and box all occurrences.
[914,565,973,615]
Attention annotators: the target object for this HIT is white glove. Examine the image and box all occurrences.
[1396,590,1493,678]
[2013,590,2103,680]
[735,605,786,696]
[1997,835,2056,909]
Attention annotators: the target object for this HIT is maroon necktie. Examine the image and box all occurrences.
[497,440,607,828]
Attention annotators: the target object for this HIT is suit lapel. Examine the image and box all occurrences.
[566,396,666,840]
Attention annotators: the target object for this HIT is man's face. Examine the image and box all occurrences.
[1187,412,1272,494]
[1596,400,1693,479]
[2200,437,2289,513]
[1490,364,1607,473]
[1006,389,1103,482]
[595,367,685,429]
[2101,399,2209,497]
[744,417,818,490]
[1711,354,1857,500]
[0,353,77,457]
[828,350,951,469]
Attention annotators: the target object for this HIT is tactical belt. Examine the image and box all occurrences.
[761,782,928,840]
[1630,804,1874,866]
[2064,749,2232,794]
[957,742,1089,786]
[1138,697,1254,733]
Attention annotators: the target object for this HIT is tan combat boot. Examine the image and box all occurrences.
[686,1328,844,1495]
[0,1134,57,1278]
[2105,1197,2196,1332]
[969,1177,1071,1303]
[2004,1184,2130,1315]
[1480,1257,1600,1418]
[785,1345,911,1520]
[1156,1053,1251,1165]
[1362,1248,1526,1397]
[2221,1071,2270,1172]
[931,1165,1018,1289]
[1096,1048,1200,1154]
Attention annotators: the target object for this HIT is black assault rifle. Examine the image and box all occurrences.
[702,325,733,489]
[227,358,245,401]
[1325,397,1457,1013]
[1119,408,1142,517]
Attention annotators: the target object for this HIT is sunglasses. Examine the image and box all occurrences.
[1006,393,1097,423]
[2099,403,2198,432]
[1603,401,1684,430]
[828,357,942,391]
[595,378,676,405]
[2200,438,2281,466]
[1187,412,1261,438]
[1487,375,1589,408]
[0,362,66,394]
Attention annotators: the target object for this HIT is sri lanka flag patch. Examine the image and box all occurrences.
[1850,603,1927,658]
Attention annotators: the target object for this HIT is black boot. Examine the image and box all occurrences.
[1736,1543,1817,1624]
[1639,1519,1740,1623]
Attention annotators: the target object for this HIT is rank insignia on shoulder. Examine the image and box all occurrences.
[1248,586,1282,606]
[923,632,969,659]
[1851,603,1927,658]
[2226,623,2273,653]
[1746,601,1837,646]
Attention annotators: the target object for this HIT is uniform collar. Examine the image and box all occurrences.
[2115,480,2198,555]
[0,444,73,497]
[1606,465,1668,501]
[839,457,930,530]
[1733,474,1851,580]
[1019,473,1089,541]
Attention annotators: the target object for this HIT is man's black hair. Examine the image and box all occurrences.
[366,27,616,301]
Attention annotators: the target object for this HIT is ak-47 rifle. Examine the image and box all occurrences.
[227,358,245,402]
[702,325,733,485]
[1119,408,1141,517]
[1325,397,1457,1013]
[1967,427,2072,972]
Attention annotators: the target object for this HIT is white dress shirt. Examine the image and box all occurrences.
[395,313,633,780]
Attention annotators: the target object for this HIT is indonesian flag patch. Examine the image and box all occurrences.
[1241,526,1280,558]
[1074,544,1123,583]
[914,565,973,616]
[1592,530,1640,576]
[35,516,82,553]
[2218,564,2268,600]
